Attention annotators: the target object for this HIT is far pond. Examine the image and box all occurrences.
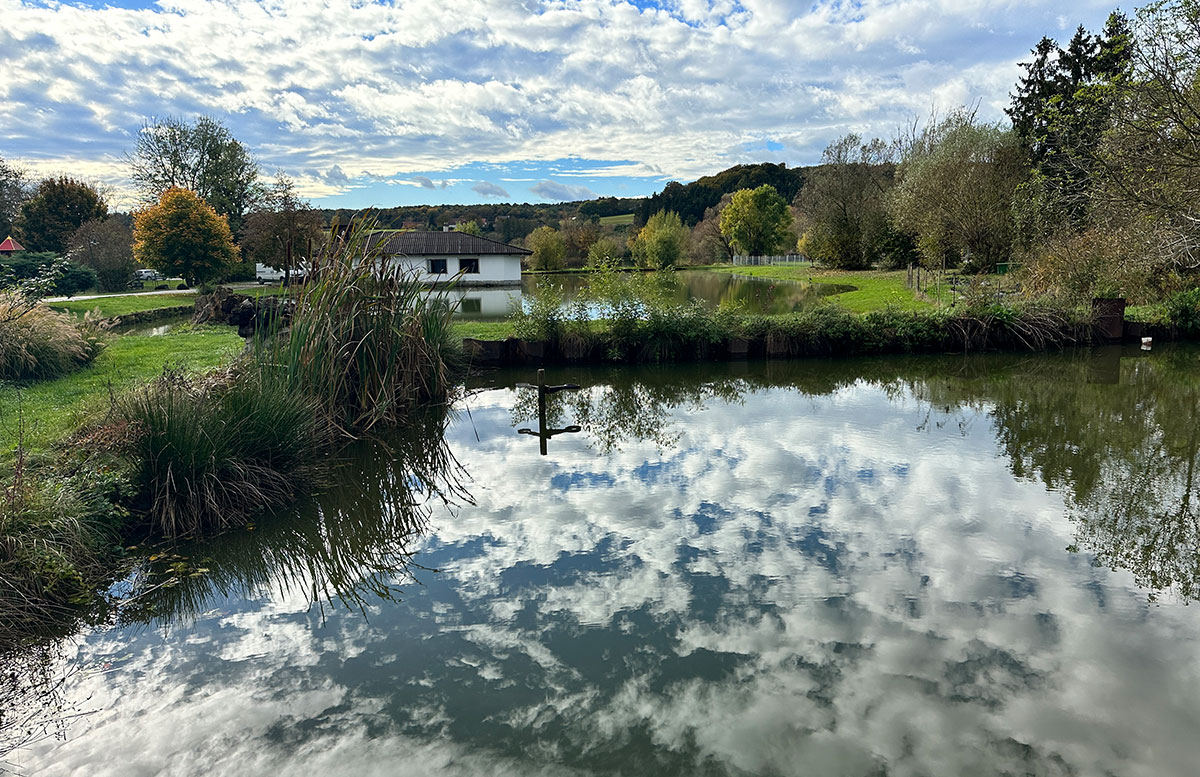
[444,269,852,318]
[12,345,1200,776]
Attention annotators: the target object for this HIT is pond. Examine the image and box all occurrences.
[440,269,852,319]
[12,345,1200,776]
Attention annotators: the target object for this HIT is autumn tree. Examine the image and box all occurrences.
[241,173,323,284]
[68,218,135,292]
[15,177,108,254]
[127,115,261,237]
[632,210,689,269]
[719,185,794,257]
[133,187,238,285]
[525,225,566,271]
[455,220,483,236]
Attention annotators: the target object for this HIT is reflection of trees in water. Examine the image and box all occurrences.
[0,640,92,767]
[505,347,1200,601]
[120,407,472,627]
[917,347,1200,602]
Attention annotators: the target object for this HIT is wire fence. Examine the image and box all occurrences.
[732,254,809,266]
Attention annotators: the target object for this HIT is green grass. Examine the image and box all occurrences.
[0,327,244,461]
[452,320,518,340]
[703,265,939,312]
[48,285,290,319]
[598,213,635,226]
[48,294,198,318]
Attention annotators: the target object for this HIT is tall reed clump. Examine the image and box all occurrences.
[0,295,103,381]
[114,369,331,537]
[260,217,462,436]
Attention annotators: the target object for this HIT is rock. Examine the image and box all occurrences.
[193,286,295,337]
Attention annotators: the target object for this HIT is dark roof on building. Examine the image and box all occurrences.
[371,231,531,256]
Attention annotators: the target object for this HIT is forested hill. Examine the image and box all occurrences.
[310,162,808,241]
[635,163,808,226]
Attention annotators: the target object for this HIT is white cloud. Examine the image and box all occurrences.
[0,0,1118,205]
[529,179,597,201]
[472,180,510,198]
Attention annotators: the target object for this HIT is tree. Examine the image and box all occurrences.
[1008,13,1135,233]
[719,185,794,257]
[241,174,324,284]
[455,220,483,236]
[889,111,1024,273]
[127,116,261,238]
[587,236,625,267]
[14,177,108,254]
[632,210,689,269]
[796,135,896,269]
[68,218,136,292]
[1091,1,1200,269]
[133,188,238,285]
[525,226,566,271]
[689,197,735,265]
[0,155,27,239]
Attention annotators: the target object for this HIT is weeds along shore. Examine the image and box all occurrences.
[0,218,464,651]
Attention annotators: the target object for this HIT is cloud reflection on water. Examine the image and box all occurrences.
[22,353,1200,776]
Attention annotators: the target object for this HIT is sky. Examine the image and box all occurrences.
[0,0,1118,211]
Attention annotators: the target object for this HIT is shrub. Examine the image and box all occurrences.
[0,298,103,381]
[116,369,331,537]
[0,463,126,648]
[1163,287,1200,336]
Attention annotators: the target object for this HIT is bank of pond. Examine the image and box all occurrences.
[6,345,1200,775]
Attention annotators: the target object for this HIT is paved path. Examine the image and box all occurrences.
[44,283,263,303]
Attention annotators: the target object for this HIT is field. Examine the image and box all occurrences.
[702,265,941,312]
[0,327,244,461]
[598,213,636,226]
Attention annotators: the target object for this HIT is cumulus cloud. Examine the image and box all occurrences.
[530,179,597,202]
[472,181,510,198]
[0,0,1116,203]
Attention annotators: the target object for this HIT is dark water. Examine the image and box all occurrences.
[444,270,850,319]
[14,346,1200,776]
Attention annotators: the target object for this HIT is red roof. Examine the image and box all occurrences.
[0,236,24,253]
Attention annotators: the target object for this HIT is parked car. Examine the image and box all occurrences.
[256,263,310,284]
[133,268,164,281]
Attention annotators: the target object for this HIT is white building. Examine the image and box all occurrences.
[372,231,529,286]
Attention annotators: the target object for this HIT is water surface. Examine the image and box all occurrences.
[443,269,849,319]
[14,346,1200,776]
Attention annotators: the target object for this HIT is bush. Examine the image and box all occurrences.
[116,369,331,537]
[1163,288,1200,336]
[0,254,96,296]
[0,465,127,648]
[0,299,103,380]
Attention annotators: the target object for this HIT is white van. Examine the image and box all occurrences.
[133,268,164,281]
[256,263,309,284]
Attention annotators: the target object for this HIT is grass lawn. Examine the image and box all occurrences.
[48,294,198,318]
[702,265,941,312]
[0,327,244,462]
[452,320,518,340]
[598,213,636,226]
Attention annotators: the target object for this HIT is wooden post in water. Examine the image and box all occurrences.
[536,368,548,456]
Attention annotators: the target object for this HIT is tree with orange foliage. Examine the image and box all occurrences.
[134,187,237,286]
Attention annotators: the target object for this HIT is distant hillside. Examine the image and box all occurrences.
[635,163,809,226]
[308,163,809,244]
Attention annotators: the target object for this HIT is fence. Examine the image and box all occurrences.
[732,254,809,266]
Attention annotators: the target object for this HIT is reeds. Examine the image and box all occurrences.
[116,369,331,537]
[258,216,461,436]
